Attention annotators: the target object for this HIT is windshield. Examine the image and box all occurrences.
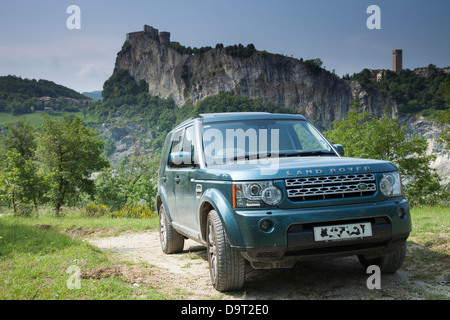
[202,119,336,166]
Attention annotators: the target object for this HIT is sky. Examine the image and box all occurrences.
[0,0,449,93]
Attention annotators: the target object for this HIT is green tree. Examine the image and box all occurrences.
[94,153,159,210]
[304,58,323,74]
[1,119,36,160]
[94,167,126,210]
[102,70,141,100]
[0,119,45,213]
[0,150,45,214]
[324,99,442,206]
[37,116,109,216]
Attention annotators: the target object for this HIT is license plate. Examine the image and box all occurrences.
[313,222,372,242]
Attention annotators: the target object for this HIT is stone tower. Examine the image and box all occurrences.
[144,25,159,37]
[392,49,402,72]
[159,31,171,45]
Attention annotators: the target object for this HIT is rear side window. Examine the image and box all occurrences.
[171,129,184,153]
[168,125,196,167]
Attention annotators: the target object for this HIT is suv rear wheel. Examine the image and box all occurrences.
[159,205,184,254]
[206,210,246,292]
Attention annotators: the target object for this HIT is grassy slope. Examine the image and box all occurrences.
[0,208,162,300]
[0,111,84,127]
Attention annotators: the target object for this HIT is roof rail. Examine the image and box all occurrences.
[199,112,271,118]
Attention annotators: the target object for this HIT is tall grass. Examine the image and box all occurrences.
[406,205,449,285]
[410,205,449,254]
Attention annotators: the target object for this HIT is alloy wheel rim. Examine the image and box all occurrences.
[160,213,167,248]
[207,220,218,284]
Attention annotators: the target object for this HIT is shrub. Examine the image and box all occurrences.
[324,99,444,207]
[14,205,34,217]
[109,205,156,219]
[304,58,323,74]
[83,204,110,217]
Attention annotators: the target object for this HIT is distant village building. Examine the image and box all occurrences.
[413,66,450,77]
[367,50,449,81]
[369,69,387,82]
[38,96,53,102]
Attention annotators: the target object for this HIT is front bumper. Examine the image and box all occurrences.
[232,199,411,268]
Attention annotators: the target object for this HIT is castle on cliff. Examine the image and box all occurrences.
[126,25,171,45]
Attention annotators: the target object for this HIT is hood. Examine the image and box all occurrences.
[200,156,398,181]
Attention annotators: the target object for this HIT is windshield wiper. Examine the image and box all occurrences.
[228,150,336,161]
[280,150,336,157]
[227,153,276,162]
[298,150,336,156]
[226,153,262,162]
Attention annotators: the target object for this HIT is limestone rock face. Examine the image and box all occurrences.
[399,113,450,184]
[114,33,396,131]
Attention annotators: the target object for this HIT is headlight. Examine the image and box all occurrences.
[380,172,402,197]
[232,181,282,208]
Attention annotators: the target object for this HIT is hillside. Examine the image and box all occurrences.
[0,75,92,115]
[82,90,103,101]
[348,67,450,117]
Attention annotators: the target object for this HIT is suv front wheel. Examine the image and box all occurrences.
[358,241,407,274]
[206,210,246,292]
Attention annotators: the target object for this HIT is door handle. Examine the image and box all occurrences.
[196,184,202,198]
[162,176,167,182]
[175,177,180,183]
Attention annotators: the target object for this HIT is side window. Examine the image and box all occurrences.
[168,126,196,167]
[171,129,184,153]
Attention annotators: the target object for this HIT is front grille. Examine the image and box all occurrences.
[285,173,376,201]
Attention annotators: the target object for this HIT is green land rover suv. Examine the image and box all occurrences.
[157,112,411,291]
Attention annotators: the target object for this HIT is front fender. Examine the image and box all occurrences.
[157,187,175,223]
[200,188,245,248]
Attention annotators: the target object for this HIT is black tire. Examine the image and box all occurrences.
[159,205,184,254]
[206,210,246,292]
[358,241,407,274]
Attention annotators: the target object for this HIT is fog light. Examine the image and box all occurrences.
[259,219,274,233]
[398,208,407,220]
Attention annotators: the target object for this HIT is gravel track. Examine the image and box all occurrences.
[87,230,449,300]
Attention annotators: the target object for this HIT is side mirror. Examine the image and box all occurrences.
[169,151,193,167]
[333,144,345,156]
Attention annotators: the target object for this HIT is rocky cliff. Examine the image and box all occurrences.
[114,27,396,131]
[399,113,450,184]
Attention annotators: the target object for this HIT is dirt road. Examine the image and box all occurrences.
[87,230,449,300]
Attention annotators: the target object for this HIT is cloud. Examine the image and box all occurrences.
[0,34,123,91]
[77,62,111,78]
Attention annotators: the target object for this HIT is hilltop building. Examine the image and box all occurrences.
[392,49,403,72]
[126,25,171,45]
[414,66,450,77]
